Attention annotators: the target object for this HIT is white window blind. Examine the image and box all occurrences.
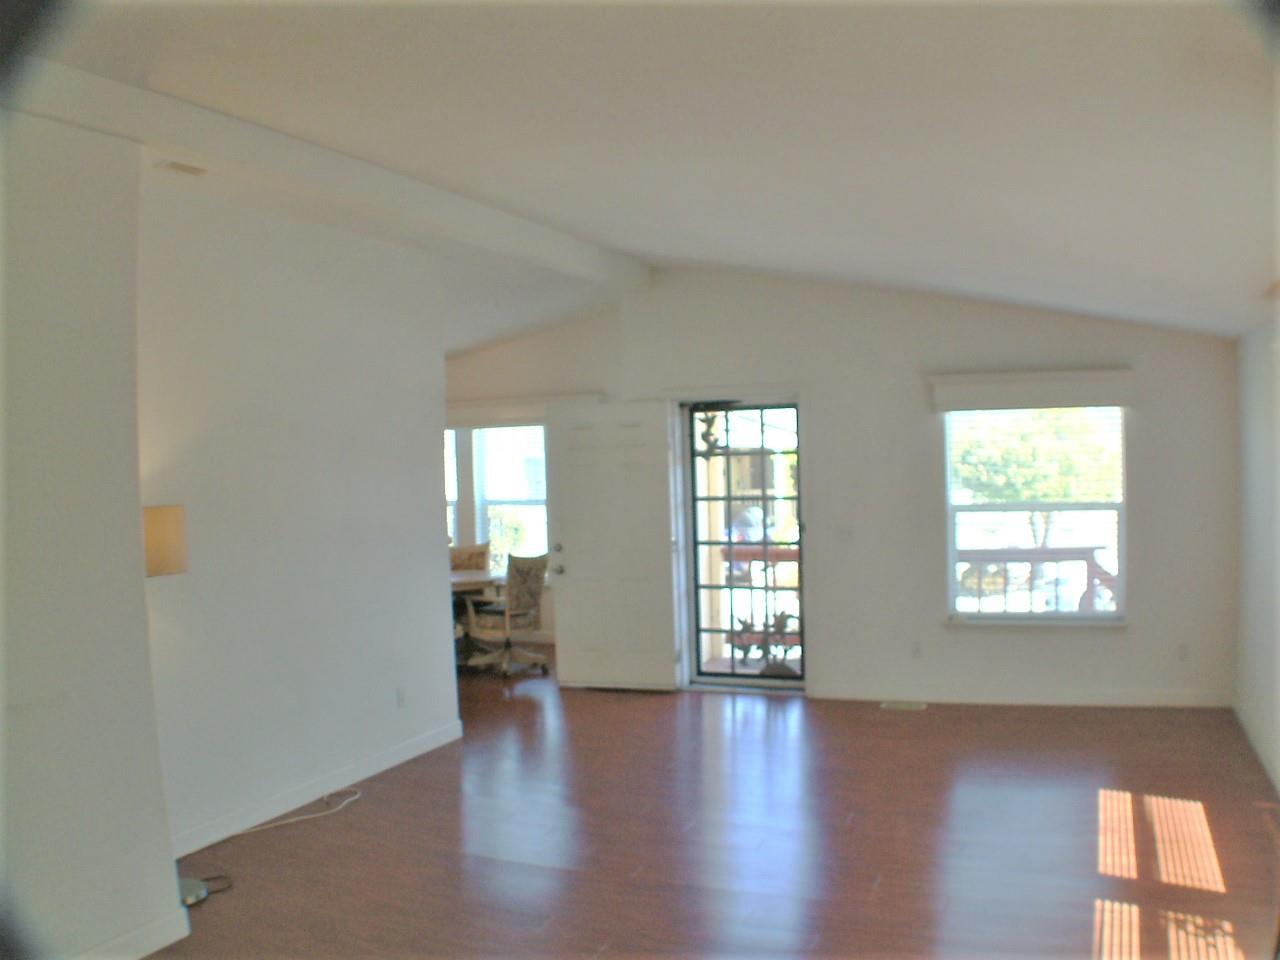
[929,369,1134,413]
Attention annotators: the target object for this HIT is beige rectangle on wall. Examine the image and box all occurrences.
[928,369,1136,412]
[143,505,187,577]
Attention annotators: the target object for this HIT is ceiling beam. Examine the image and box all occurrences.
[3,58,651,293]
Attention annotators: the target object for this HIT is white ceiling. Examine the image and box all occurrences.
[40,1,1278,337]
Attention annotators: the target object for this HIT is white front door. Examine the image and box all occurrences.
[545,399,677,690]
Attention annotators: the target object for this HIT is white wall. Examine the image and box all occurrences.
[138,167,462,855]
[0,108,8,884]
[450,268,1241,706]
[1237,319,1280,783]
[1234,69,1280,786]
[2,113,187,958]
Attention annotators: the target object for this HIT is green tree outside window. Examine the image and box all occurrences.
[948,407,1122,546]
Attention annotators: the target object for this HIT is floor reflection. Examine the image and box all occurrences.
[933,766,1101,954]
[697,692,819,952]
[459,685,581,913]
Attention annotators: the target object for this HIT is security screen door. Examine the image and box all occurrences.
[689,403,803,681]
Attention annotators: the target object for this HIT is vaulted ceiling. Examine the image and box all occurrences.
[41,1,1277,336]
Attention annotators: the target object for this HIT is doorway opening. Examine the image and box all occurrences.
[687,402,803,682]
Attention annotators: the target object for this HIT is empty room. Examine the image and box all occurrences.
[2,2,1280,958]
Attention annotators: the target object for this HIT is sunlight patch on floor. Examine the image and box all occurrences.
[1094,899,1141,960]
[1162,910,1243,960]
[1144,796,1227,894]
[1099,789,1138,880]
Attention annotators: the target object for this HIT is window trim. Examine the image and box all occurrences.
[942,406,1127,624]
[444,430,460,544]
[443,427,478,546]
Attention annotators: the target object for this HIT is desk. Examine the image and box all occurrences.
[450,570,505,593]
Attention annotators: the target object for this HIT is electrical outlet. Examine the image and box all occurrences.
[395,686,406,709]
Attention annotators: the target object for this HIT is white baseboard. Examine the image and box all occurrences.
[804,682,1232,708]
[171,719,463,857]
[71,907,189,960]
[558,679,674,692]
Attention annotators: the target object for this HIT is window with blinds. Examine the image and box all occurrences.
[944,406,1124,619]
[443,425,548,574]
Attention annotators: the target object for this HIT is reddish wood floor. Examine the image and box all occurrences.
[158,672,1280,958]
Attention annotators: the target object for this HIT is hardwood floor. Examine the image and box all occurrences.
[158,672,1280,958]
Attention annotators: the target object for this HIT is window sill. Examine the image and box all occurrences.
[945,614,1127,630]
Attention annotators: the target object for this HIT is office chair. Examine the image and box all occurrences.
[464,553,549,677]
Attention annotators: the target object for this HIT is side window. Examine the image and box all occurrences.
[473,425,548,574]
[945,406,1124,619]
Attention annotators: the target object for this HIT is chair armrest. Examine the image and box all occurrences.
[463,595,510,634]
[463,595,485,629]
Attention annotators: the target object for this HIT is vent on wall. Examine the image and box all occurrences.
[155,159,207,177]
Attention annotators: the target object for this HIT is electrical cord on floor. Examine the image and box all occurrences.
[232,788,363,837]
[200,875,233,897]
[181,790,362,903]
